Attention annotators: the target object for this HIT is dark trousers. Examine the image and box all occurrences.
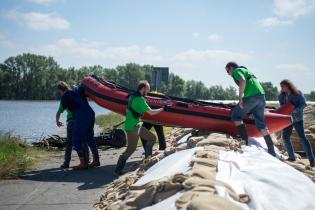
[72,115,98,160]
[282,120,315,161]
[64,121,89,165]
[141,122,166,150]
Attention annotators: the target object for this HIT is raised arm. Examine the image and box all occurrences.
[147,108,164,116]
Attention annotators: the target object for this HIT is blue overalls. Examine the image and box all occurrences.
[71,87,99,160]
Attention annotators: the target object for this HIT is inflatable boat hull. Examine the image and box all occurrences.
[81,76,294,137]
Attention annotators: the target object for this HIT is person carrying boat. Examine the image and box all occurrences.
[114,80,164,176]
[56,81,89,169]
[225,62,276,156]
[59,83,100,169]
[141,122,166,151]
[279,79,314,167]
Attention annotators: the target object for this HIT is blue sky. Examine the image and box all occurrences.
[1,0,315,92]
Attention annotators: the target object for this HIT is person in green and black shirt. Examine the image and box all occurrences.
[114,80,164,176]
[225,62,276,156]
[56,82,89,168]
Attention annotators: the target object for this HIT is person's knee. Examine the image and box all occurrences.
[231,107,244,122]
[121,150,133,160]
[149,134,157,146]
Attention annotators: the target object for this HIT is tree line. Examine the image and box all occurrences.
[0,53,314,101]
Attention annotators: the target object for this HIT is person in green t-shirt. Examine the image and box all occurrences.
[115,80,164,176]
[56,81,89,168]
[225,62,276,156]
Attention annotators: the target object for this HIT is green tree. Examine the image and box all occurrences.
[166,73,185,97]
[0,53,61,100]
[307,91,315,101]
[261,82,279,100]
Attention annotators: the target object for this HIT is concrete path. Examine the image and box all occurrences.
[0,147,144,210]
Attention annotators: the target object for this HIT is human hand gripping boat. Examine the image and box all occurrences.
[81,75,294,137]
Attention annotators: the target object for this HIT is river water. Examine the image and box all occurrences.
[0,100,109,141]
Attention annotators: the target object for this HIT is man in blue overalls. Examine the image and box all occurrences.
[60,85,100,169]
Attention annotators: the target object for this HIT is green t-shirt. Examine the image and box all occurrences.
[57,102,74,122]
[124,96,150,131]
[233,67,265,98]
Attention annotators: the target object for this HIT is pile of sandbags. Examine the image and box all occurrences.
[93,124,315,210]
[93,131,247,210]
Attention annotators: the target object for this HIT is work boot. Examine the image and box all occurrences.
[237,124,248,145]
[114,156,127,177]
[264,135,276,157]
[310,160,315,167]
[60,162,69,169]
[73,156,88,170]
[89,155,100,168]
[144,145,153,158]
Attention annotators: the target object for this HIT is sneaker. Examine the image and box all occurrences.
[310,160,315,167]
[60,163,69,169]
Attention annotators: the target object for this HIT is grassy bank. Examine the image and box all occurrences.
[95,112,173,136]
[95,112,125,130]
[0,133,48,179]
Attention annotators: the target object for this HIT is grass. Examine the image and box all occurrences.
[0,133,48,179]
[95,112,125,131]
[95,112,173,145]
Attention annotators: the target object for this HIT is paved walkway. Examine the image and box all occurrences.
[0,148,143,210]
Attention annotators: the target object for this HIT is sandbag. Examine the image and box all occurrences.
[187,195,244,210]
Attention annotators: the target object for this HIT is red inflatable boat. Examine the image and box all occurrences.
[81,75,294,137]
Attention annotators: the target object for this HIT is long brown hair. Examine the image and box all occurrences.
[280,79,299,95]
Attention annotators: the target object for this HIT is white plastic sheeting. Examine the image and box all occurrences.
[248,137,281,158]
[176,133,191,145]
[217,143,315,210]
[134,148,199,186]
[139,135,315,210]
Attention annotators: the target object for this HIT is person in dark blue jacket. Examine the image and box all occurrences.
[60,85,100,170]
[279,79,314,167]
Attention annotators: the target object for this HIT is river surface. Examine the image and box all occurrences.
[0,100,109,141]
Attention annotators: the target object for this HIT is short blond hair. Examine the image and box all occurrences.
[137,80,149,90]
[57,81,70,91]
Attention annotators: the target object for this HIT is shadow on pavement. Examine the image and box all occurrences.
[19,160,141,190]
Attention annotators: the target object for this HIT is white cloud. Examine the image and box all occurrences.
[192,32,200,39]
[2,10,70,30]
[172,49,251,62]
[33,38,162,66]
[31,38,252,87]
[28,0,54,5]
[274,0,315,17]
[258,17,292,28]
[276,63,310,71]
[208,33,222,41]
[169,49,252,88]
[0,32,15,48]
[258,0,315,29]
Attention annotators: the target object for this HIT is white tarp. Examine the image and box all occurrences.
[134,148,199,186]
[248,137,281,158]
[176,133,191,145]
[217,139,315,210]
